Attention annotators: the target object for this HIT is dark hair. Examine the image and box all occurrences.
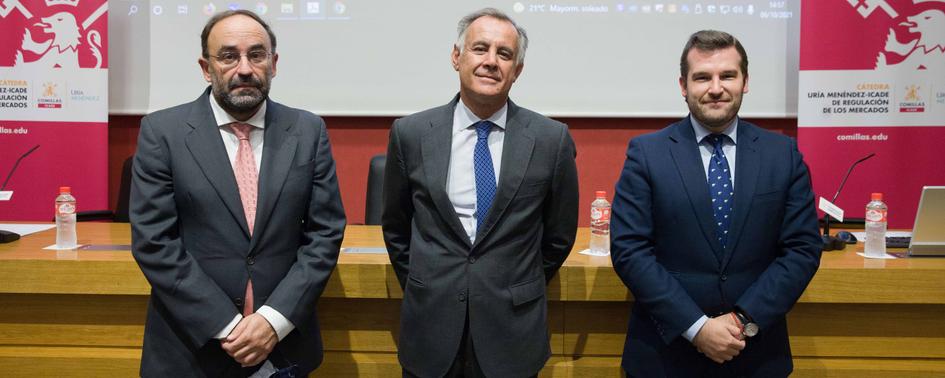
[201,10,277,59]
[679,30,747,78]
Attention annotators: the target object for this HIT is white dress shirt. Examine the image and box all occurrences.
[446,100,506,244]
[208,94,295,342]
[683,115,739,342]
[691,115,738,184]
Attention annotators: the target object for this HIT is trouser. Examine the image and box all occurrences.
[403,311,486,378]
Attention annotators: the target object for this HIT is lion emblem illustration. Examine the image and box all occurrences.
[13,10,103,69]
[876,9,945,70]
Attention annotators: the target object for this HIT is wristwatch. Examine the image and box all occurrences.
[733,309,758,338]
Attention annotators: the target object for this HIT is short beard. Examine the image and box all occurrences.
[212,75,270,115]
[688,95,741,131]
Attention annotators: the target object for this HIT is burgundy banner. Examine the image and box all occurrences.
[0,0,109,221]
[798,0,945,228]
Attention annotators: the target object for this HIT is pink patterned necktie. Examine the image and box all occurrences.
[230,122,258,316]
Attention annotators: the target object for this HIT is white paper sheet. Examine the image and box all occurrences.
[0,223,55,236]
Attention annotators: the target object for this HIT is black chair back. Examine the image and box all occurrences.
[73,156,133,222]
[364,154,386,225]
[113,157,133,222]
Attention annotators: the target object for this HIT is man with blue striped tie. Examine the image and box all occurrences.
[610,30,822,378]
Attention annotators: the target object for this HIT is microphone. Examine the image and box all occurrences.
[1,144,40,191]
[1,144,41,244]
[822,152,875,251]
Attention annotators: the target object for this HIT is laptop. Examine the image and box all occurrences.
[909,186,945,256]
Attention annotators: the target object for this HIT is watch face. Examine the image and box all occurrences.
[744,322,759,337]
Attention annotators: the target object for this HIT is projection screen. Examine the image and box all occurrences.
[108,0,799,117]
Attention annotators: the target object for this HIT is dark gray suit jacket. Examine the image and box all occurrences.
[382,96,579,377]
[130,88,346,377]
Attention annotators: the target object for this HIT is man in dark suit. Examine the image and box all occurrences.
[610,30,822,377]
[130,10,345,377]
[381,8,579,378]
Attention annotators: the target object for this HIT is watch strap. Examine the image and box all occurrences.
[729,312,745,335]
[733,308,758,337]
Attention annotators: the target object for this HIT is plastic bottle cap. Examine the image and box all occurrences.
[870,192,883,201]
[595,191,606,198]
[59,186,71,194]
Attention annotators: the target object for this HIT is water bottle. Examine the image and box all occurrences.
[55,186,77,249]
[588,191,611,256]
[864,192,887,257]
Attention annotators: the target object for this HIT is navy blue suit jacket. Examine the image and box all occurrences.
[610,117,822,377]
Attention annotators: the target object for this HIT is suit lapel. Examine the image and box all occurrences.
[721,121,761,270]
[668,118,724,262]
[474,101,534,248]
[184,90,250,237]
[249,101,298,251]
[421,98,472,249]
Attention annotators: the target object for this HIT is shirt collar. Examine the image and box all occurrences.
[209,92,267,129]
[453,99,508,134]
[690,114,737,145]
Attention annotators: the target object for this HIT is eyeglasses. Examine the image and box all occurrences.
[209,50,272,67]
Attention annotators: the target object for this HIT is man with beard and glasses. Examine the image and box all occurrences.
[130,9,345,377]
[382,8,578,378]
[609,30,822,377]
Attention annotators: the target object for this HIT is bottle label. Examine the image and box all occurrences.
[591,207,610,222]
[865,208,886,222]
[57,202,75,215]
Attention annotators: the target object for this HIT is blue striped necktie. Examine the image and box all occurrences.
[705,134,734,249]
[474,120,497,230]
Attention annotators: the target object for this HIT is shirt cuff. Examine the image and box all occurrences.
[683,315,709,342]
[215,314,243,339]
[257,305,295,341]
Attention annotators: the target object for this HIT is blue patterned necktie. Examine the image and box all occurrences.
[474,120,497,231]
[705,134,734,249]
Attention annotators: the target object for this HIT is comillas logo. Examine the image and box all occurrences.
[899,84,927,112]
[37,81,62,108]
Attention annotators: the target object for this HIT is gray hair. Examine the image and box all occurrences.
[455,8,528,65]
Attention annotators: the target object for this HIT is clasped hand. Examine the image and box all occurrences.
[692,312,745,364]
[221,313,278,367]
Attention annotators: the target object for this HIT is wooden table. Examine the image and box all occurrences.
[1,223,943,377]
